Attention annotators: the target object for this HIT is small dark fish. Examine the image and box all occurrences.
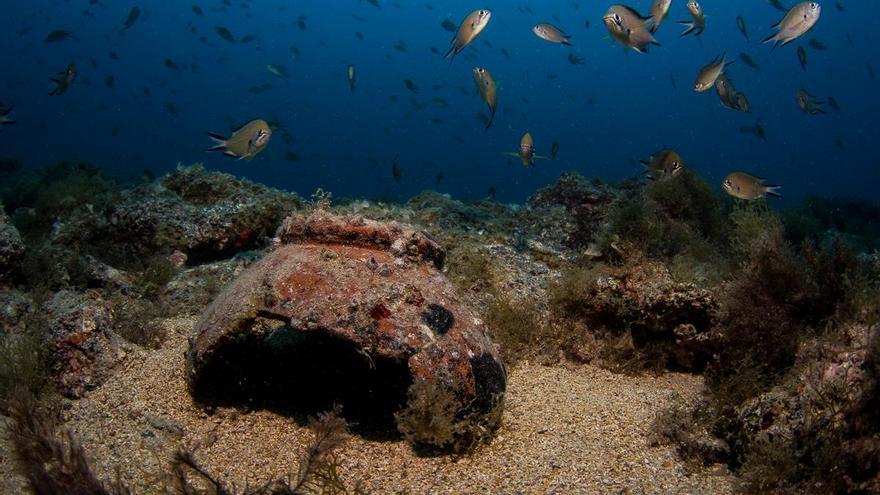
[44,30,76,43]
[797,45,807,70]
[109,51,119,60]
[567,53,584,65]
[740,122,767,141]
[736,16,748,41]
[551,141,560,159]
[868,64,876,81]
[501,48,510,59]
[808,38,826,50]
[284,152,301,162]
[164,58,179,70]
[297,16,307,31]
[215,26,236,43]
[488,187,496,201]
[239,34,257,43]
[104,75,115,89]
[192,5,203,16]
[436,172,443,185]
[584,19,590,29]
[827,96,840,112]
[403,78,419,93]
[391,155,401,181]
[739,52,761,71]
[49,63,77,96]
[670,75,677,90]
[835,138,845,150]
[441,19,456,33]
[122,6,141,30]
[796,86,826,115]
[834,2,844,11]
[767,0,787,13]
[0,106,15,126]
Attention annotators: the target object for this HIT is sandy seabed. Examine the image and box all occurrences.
[1,317,735,494]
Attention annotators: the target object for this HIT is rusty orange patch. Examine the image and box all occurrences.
[370,303,391,320]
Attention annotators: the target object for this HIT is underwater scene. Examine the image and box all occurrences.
[1,0,879,494]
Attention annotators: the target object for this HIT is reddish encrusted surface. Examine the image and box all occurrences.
[185,211,505,446]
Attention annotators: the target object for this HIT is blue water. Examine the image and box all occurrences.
[1,1,877,204]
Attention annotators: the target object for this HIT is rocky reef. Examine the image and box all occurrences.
[0,161,878,493]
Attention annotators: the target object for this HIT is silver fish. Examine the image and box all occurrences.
[649,0,672,33]
[603,5,660,53]
[533,22,572,45]
[679,0,705,37]
[763,2,821,49]
[694,52,733,92]
[445,9,492,63]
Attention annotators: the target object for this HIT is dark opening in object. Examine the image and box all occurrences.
[421,303,454,335]
[190,323,412,439]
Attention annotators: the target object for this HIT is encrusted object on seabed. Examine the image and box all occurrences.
[185,210,506,450]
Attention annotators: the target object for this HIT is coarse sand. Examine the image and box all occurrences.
[1,317,735,494]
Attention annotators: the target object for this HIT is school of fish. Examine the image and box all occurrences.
[4,1,852,202]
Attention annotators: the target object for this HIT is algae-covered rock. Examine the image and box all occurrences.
[185,211,506,452]
[46,290,127,398]
[0,203,25,284]
[104,164,302,265]
[557,260,718,370]
[528,172,618,248]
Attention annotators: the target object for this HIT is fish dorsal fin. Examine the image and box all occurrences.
[620,5,649,22]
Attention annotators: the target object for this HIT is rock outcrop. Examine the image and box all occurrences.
[185,211,506,451]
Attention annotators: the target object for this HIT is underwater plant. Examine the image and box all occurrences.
[6,392,367,495]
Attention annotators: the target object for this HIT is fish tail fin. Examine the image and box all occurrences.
[765,185,783,198]
[761,32,777,45]
[485,110,496,130]
[444,43,457,60]
[204,132,227,152]
[2,106,13,116]
[562,39,573,46]
[503,152,520,158]
[678,21,696,37]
